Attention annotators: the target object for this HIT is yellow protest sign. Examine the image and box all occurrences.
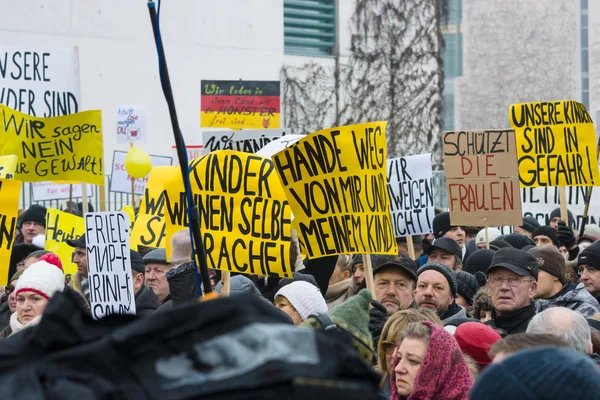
[164,151,293,277]
[131,166,180,249]
[509,100,600,188]
[0,155,18,179]
[44,208,85,277]
[0,104,103,184]
[272,121,397,258]
[0,178,22,285]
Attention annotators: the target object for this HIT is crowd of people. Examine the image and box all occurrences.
[3,202,600,399]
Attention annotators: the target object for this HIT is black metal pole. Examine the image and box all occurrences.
[147,1,213,295]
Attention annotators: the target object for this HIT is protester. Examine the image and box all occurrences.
[577,240,600,303]
[414,262,466,324]
[548,207,576,229]
[16,205,46,244]
[274,280,327,325]
[471,288,493,322]
[501,232,535,250]
[455,270,478,310]
[474,228,501,249]
[578,224,600,250]
[0,254,64,338]
[488,239,512,251]
[470,347,600,399]
[453,321,501,370]
[463,249,494,287]
[325,254,356,309]
[377,308,442,397]
[529,246,600,316]
[425,237,462,270]
[532,226,560,247]
[513,216,540,239]
[66,236,90,301]
[130,251,159,317]
[488,332,569,363]
[372,255,418,315]
[8,244,42,277]
[169,229,193,266]
[432,212,469,261]
[351,254,382,290]
[485,248,538,336]
[527,307,593,355]
[0,270,24,331]
[390,321,473,399]
[143,248,173,305]
[396,236,422,260]
[216,275,271,305]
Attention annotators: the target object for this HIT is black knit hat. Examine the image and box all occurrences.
[520,216,540,234]
[578,240,600,269]
[418,262,457,297]
[550,208,575,228]
[433,212,453,239]
[532,226,560,247]
[20,204,47,226]
[455,271,478,305]
[503,232,535,249]
[130,250,146,274]
[489,240,513,251]
[464,249,495,275]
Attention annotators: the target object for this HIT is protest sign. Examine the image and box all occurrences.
[171,144,203,164]
[163,151,293,277]
[44,208,85,277]
[0,104,103,184]
[109,150,172,195]
[0,154,17,179]
[130,166,180,249]
[272,121,397,258]
[32,181,94,201]
[0,178,21,285]
[387,154,434,236]
[443,130,522,227]
[0,46,80,117]
[116,105,147,143]
[85,211,136,319]
[256,134,305,158]
[200,80,280,129]
[509,100,600,187]
[201,129,289,154]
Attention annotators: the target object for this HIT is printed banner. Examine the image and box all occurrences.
[0,154,17,179]
[387,154,434,236]
[109,150,172,195]
[0,46,81,117]
[85,211,136,319]
[116,105,147,143]
[443,130,522,227]
[32,181,94,201]
[201,129,289,154]
[44,208,85,278]
[200,80,280,129]
[0,178,21,285]
[0,105,104,184]
[163,151,293,277]
[509,100,600,188]
[273,121,398,258]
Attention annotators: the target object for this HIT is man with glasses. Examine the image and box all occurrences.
[17,205,46,244]
[485,247,539,337]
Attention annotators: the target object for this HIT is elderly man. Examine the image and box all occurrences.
[527,307,593,355]
[143,248,174,305]
[485,248,538,337]
[18,205,46,244]
[130,250,159,317]
[372,255,418,315]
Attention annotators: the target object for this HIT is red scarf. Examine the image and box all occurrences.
[390,321,473,400]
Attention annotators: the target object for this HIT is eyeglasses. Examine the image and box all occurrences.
[488,276,532,288]
[381,341,396,355]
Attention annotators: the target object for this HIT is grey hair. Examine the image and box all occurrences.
[336,254,353,273]
[171,229,192,266]
[526,307,591,354]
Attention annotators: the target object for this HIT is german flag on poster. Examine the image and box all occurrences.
[200,80,280,129]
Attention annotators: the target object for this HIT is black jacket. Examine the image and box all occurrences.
[135,285,159,317]
[0,301,11,332]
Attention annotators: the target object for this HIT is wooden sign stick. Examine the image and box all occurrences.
[559,186,568,223]
[485,226,490,249]
[81,184,88,214]
[220,271,231,296]
[406,236,416,260]
[363,253,375,297]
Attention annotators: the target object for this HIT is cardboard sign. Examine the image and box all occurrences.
[130,166,181,249]
[163,151,293,277]
[387,154,435,236]
[273,121,398,258]
[116,105,147,143]
[85,211,136,319]
[0,105,103,184]
[443,130,522,226]
[44,208,85,277]
[32,181,94,201]
[200,80,280,129]
[0,46,81,117]
[201,129,289,154]
[109,150,172,195]
[0,154,17,179]
[256,135,305,158]
[509,100,600,188]
[0,178,21,285]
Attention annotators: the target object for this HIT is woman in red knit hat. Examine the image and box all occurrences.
[454,321,502,371]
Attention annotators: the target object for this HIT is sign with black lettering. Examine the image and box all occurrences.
[0,178,21,285]
[163,151,293,277]
[85,211,136,319]
[443,130,522,226]
[387,154,434,236]
[201,129,289,154]
[272,121,398,258]
[0,46,80,117]
[509,100,600,187]
[45,208,85,278]
[109,150,172,195]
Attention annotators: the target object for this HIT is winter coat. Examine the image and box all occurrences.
[135,285,159,317]
[485,303,536,337]
[0,325,11,339]
[325,278,357,310]
[535,282,600,317]
[0,301,11,332]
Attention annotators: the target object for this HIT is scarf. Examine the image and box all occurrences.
[492,303,536,334]
[9,312,42,337]
[390,321,473,400]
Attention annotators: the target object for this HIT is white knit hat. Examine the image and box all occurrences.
[15,253,65,300]
[476,227,502,246]
[275,281,327,321]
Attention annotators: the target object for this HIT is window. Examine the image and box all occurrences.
[284,0,336,56]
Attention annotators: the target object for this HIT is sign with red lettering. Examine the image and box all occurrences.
[443,130,522,226]
[109,150,172,195]
[116,105,146,143]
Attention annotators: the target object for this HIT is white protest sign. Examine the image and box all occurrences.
[387,153,435,236]
[109,150,172,195]
[85,211,136,319]
[0,46,80,117]
[171,145,203,164]
[32,181,94,201]
[116,105,147,143]
[256,134,305,158]
[201,129,289,154]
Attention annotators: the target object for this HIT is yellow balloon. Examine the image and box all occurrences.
[125,146,152,178]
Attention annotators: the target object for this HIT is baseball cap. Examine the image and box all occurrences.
[67,235,86,249]
[373,254,418,281]
[488,247,539,280]
[426,237,462,259]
